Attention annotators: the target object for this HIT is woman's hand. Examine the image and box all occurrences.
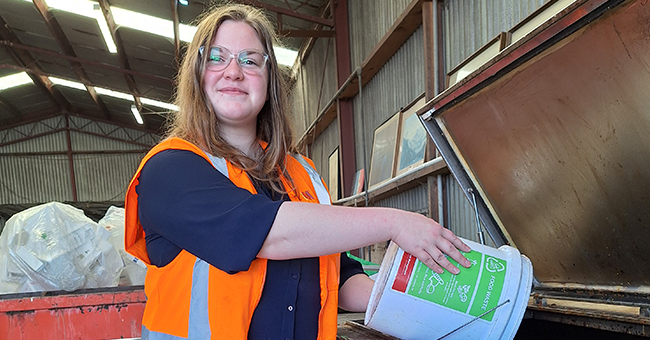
[389,210,472,274]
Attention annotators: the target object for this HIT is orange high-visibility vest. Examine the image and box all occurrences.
[124,137,340,339]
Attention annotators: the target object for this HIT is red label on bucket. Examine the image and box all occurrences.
[392,252,416,292]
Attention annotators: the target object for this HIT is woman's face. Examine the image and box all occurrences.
[203,20,269,134]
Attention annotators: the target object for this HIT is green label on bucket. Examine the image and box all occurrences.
[403,250,506,322]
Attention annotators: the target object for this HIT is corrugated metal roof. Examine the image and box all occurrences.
[0,0,331,131]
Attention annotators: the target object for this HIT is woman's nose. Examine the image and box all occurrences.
[222,58,244,80]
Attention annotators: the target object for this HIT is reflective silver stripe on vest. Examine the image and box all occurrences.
[293,154,331,206]
[207,152,330,206]
[206,153,229,177]
[142,323,183,339]
[188,258,211,338]
[141,258,211,339]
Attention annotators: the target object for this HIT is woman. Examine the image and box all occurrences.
[124,4,471,340]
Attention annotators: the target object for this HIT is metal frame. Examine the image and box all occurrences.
[418,0,650,335]
[418,0,624,248]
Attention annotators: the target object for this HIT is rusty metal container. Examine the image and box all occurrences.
[418,0,650,337]
[0,286,145,339]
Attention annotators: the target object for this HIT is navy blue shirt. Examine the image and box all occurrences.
[136,149,365,339]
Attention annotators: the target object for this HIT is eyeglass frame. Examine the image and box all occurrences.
[199,45,269,75]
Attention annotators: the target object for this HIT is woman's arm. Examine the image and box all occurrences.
[338,273,375,312]
[137,150,282,272]
[258,201,471,275]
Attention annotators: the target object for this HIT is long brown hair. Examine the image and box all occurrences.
[168,3,295,193]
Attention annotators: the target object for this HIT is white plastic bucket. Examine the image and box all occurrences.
[364,238,533,340]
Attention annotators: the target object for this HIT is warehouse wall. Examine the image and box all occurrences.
[442,0,547,72]
[352,27,425,189]
[310,118,340,197]
[348,0,414,68]
[290,34,340,184]
[291,37,337,138]
[291,0,557,258]
[0,115,158,206]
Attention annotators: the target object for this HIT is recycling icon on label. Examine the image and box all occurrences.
[485,256,506,273]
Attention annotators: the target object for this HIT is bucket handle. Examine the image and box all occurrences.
[437,299,511,340]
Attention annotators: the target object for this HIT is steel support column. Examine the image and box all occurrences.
[64,114,78,201]
[423,0,446,223]
[333,0,356,197]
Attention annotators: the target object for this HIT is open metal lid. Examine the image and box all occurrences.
[419,0,650,304]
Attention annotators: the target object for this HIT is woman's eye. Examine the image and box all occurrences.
[241,58,258,66]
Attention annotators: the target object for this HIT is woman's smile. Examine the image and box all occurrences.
[219,86,248,95]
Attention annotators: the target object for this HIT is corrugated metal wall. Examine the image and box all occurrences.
[311,118,339,194]
[291,36,337,138]
[290,35,339,174]
[74,153,144,202]
[373,184,429,215]
[348,0,414,68]
[0,116,157,205]
[0,153,72,203]
[69,116,159,148]
[0,117,67,153]
[443,0,546,71]
[291,0,421,182]
[353,27,425,180]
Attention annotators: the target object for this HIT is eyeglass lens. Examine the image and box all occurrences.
[206,46,268,74]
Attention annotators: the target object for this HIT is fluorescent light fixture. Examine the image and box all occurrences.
[111,6,177,41]
[0,72,34,91]
[131,104,144,124]
[29,0,94,17]
[179,25,198,43]
[94,5,118,53]
[49,76,86,90]
[21,0,117,53]
[21,0,300,67]
[95,87,133,101]
[49,76,178,111]
[274,47,299,67]
[140,98,179,111]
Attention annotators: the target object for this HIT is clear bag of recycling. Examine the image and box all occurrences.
[98,206,147,286]
[0,202,124,294]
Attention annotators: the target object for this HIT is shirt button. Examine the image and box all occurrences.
[288,305,294,312]
[292,274,298,279]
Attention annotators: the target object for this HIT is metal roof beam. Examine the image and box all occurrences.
[0,41,172,84]
[32,0,112,121]
[234,0,333,26]
[280,29,335,38]
[170,0,182,67]
[97,0,137,91]
[0,14,70,112]
[98,0,157,129]
[0,64,156,103]
[294,1,331,70]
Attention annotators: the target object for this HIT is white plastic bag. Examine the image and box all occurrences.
[98,206,147,286]
[0,202,125,294]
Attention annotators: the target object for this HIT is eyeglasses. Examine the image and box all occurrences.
[199,45,269,75]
